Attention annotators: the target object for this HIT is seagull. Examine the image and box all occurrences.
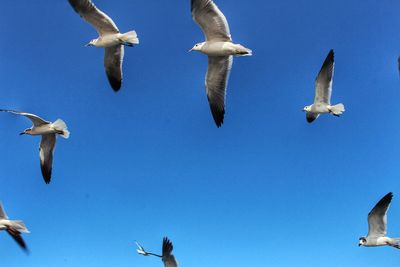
[136,237,179,267]
[359,192,400,249]
[303,49,345,123]
[68,0,139,92]
[0,202,30,252]
[190,0,252,127]
[0,110,70,184]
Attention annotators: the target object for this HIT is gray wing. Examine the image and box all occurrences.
[39,134,57,184]
[6,228,28,252]
[191,0,231,41]
[206,56,233,127]
[367,192,393,238]
[104,45,124,91]
[68,0,119,36]
[162,237,178,267]
[0,109,49,126]
[306,112,319,123]
[314,49,334,105]
[0,203,8,219]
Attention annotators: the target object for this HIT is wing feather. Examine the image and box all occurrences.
[191,0,231,41]
[104,45,124,91]
[206,56,233,127]
[314,49,334,104]
[39,134,57,184]
[68,0,119,36]
[367,192,393,238]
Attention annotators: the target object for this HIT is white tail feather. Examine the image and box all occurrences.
[52,119,70,139]
[11,220,29,233]
[120,31,139,45]
[330,103,345,116]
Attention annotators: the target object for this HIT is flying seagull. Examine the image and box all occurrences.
[190,0,252,127]
[136,237,179,267]
[359,192,400,249]
[0,202,30,252]
[0,110,70,184]
[68,0,139,92]
[303,49,345,123]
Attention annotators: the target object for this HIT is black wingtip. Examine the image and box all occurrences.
[209,105,225,128]
[162,237,173,255]
[107,76,122,92]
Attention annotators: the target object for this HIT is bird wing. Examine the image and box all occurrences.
[104,45,124,91]
[367,192,393,238]
[0,203,8,219]
[0,109,49,126]
[162,237,178,267]
[206,56,233,127]
[191,0,231,41]
[6,228,28,252]
[68,0,119,36]
[314,49,334,105]
[39,134,57,184]
[306,112,319,123]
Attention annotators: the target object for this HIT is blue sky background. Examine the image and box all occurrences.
[0,0,399,266]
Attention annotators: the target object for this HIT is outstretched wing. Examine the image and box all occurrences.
[104,45,124,91]
[162,237,178,267]
[6,228,28,252]
[314,49,334,105]
[68,0,119,36]
[191,0,231,41]
[0,109,49,126]
[39,134,57,184]
[206,56,233,127]
[367,192,393,238]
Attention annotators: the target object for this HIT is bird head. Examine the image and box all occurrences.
[303,105,311,112]
[358,237,367,247]
[20,128,31,135]
[189,42,205,52]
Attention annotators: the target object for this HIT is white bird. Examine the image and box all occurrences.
[0,202,30,252]
[359,192,400,249]
[0,110,70,184]
[136,237,179,267]
[190,0,252,127]
[303,49,345,123]
[68,0,139,92]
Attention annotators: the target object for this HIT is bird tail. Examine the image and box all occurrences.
[329,103,345,116]
[120,31,139,46]
[52,119,70,139]
[10,220,29,233]
[235,44,252,56]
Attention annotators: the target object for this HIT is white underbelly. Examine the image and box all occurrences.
[95,34,122,48]
[202,42,237,56]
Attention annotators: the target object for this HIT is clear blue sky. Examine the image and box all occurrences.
[0,0,399,266]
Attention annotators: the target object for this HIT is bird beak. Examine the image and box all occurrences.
[188,48,193,52]
[358,244,361,247]
[85,43,91,47]
[19,132,25,135]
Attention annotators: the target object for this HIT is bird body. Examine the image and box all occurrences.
[136,237,179,267]
[190,0,251,127]
[303,49,345,123]
[22,119,69,137]
[0,203,29,252]
[191,41,251,57]
[359,192,400,249]
[68,0,139,91]
[87,31,138,48]
[0,110,69,184]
